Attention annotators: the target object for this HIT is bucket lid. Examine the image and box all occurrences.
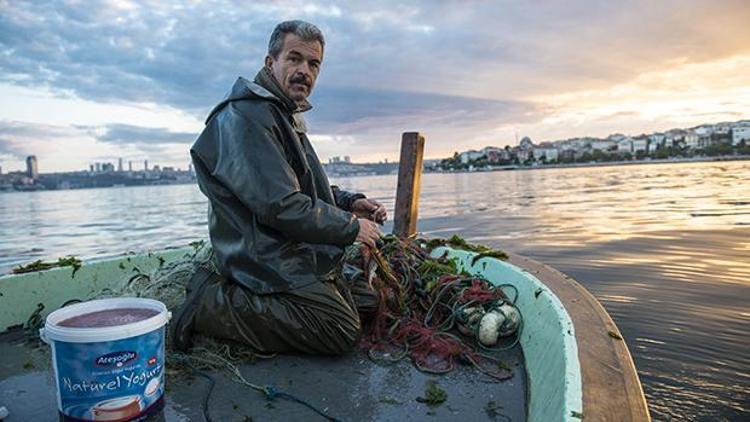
[42,298,170,343]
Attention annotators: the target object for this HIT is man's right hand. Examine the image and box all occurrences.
[356,218,382,248]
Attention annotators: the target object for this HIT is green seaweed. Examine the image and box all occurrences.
[379,397,404,405]
[12,256,82,277]
[571,410,584,419]
[424,234,508,263]
[471,250,509,265]
[416,380,447,407]
[484,400,508,420]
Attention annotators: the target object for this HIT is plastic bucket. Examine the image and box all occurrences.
[41,298,171,421]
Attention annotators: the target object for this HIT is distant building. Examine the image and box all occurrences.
[591,139,616,152]
[519,136,534,150]
[95,162,102,172]
[144,160,149,171]
[343,156,351,163]
[128,161,133,172]
[683,132,700,149]
[89,164,94,172]
[732,127,750,146]
[26,155,39,179]
[102,162,115,172]
[632,137,648,153]
[617,138,633,153]
[459,150,484,164]
[533,147,559,162]
[118,158,123,172]
[482,146,508,163]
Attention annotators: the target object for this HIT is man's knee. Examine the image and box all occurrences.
[316,305,362,355]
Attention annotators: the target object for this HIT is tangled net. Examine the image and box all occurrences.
[347,235,520,381]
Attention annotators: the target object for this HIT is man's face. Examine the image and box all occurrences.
[265,34,323,106]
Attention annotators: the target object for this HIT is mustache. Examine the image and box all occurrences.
[290,74,311,87]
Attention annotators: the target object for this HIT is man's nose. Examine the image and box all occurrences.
[297,62,313,78]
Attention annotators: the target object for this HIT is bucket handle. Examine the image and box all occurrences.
[39,327,49,344]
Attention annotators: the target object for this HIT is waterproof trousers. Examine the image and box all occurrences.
[189,267,377,355]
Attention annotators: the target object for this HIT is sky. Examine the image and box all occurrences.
[1,0,749,173]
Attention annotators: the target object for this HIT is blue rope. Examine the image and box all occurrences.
[263,385,344,422]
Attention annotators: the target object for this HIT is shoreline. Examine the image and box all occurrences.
[429,155,750,174]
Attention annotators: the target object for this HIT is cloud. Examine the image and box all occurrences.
[83,124,197,146]
[0,120,195,172]
[1,0,750,168]
[4,1,749,109]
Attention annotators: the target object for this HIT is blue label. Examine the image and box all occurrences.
[54,328,165,420]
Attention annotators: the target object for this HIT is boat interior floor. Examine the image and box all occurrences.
[0,330,527,421]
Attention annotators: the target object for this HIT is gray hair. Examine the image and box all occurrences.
[268,20,325,58]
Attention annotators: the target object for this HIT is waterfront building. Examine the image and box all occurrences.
[482,146,509,163]
[533,147,559,162]
[591,139,616,152]
[617,138,633,153]
[632,137,648,154]
[683,132,700,149]
[732,127,750,146]
[459,150,484,164]
[26,155,39,179]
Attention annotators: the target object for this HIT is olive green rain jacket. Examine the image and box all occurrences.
[190,68,365,294]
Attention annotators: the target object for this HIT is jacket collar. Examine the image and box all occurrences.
[254,67,311,133]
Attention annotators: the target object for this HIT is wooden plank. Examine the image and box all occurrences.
[393,132,425,237]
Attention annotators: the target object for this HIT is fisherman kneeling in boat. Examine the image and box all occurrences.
[171,20,385,354]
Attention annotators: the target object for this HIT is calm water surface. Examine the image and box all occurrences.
[1,160,749,420]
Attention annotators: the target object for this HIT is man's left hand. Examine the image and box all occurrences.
[352,198,387,225]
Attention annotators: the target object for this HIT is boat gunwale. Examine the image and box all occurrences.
[504,252,651,421]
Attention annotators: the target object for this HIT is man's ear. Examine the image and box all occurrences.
[264,55,273,68]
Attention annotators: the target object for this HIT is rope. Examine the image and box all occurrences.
[174,350,343,421]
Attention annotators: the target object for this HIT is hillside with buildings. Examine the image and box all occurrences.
[438,120,750,171]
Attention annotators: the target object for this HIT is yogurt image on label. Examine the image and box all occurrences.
[91,395,142,421]
[144,377,160,397]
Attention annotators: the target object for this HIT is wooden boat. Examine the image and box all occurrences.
[0,245,649,421]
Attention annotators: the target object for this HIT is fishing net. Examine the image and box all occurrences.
[347,235,521,380]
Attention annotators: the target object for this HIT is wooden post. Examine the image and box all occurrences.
[393,132,425,238]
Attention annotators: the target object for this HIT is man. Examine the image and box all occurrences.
[172,20,385,355]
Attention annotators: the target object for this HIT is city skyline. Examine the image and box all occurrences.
[1,1,750,173]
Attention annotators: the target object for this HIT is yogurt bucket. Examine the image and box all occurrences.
[41,298,171,421]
